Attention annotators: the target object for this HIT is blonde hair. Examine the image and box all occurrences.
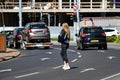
[62,23,70,39]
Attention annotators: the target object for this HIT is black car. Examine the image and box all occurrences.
[12,28,25,48]
[75,26,107,50]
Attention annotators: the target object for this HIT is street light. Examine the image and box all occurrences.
[19,0,22,28]
[1,3,5,31]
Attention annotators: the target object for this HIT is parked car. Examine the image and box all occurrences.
[24,22,51,43]
[75,26,107,50]
[103,28,120,37]
[1,30,14,47]
[10,27,25,49]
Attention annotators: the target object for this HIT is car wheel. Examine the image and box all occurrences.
[20,42,26,50]
[44,46,50,49]
[26,36,31,43]
[14,41,20,49]
[80,43,84,50]
[103,44,107,50]
[7,41,11,48]
[77,42,80,50]
[8,41,13,48]
[98,46,102,50]
[13,41,16,48]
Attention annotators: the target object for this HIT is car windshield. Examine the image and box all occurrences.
[30,24,47,29]
[84,27,104,33]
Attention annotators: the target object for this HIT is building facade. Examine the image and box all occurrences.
[0,0,120,27]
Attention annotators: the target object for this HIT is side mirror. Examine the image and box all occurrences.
[75,34,78,37]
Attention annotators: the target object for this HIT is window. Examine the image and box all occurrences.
[104,29,115,32]
[84,27,104,33]
[30,24,47,29]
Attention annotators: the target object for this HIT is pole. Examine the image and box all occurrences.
[59,0,62,9]
[1,3,5,31]
[77,0,80,30]
[32,0,35,9]
[19,0,22,28]
[40,4,42,21]
[73,0,77,41]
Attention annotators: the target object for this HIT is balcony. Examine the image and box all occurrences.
[0,2,120,13]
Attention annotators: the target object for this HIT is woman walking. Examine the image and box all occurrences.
[59,23,70,70]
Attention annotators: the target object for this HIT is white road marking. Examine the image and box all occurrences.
[71,59,78,63]
[107,56,116,59]
[78,55,82,58]
[53,48,61,50]
[46,52,52,54]
[0,69,12,73]
[41,57,51,61]
[98,50,105,53]
[68,49,76,52]
[100,72,120,80]
[80,68,96,73]
[77,52,81,55]
[54,47,82,64]
[15,72,40,79]
[52,65,63,69]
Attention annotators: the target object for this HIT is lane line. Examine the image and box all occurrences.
[77,52,81,55]
[107,56,116,60]
[52,65,63,69]
[71,59,78,63]
[80,68,96,73]
[78,55,82,58]
[100,72,120,80]
[40,57,51,61]
[68,49,76,52]
[98,50,105,53]
[53,48,61,50]
[0,69,12,73]
[46,52,53,54]
[15,72,40,79]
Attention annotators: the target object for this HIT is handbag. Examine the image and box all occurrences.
[58,35,62,43]
[58,33,69,43]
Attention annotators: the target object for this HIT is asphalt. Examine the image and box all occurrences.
[0,48,21,62]
[0,41,120,62]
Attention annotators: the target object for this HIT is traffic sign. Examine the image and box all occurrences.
[73,4,78,10]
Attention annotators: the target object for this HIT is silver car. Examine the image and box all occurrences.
[24,22,51,43]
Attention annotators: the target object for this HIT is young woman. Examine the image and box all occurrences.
[59,23,70,70]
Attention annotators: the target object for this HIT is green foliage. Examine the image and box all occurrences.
[114,36,120,43]
[106,36,120,43]
[106,36,117,42]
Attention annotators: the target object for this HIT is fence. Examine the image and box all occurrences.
[0,2,120,10]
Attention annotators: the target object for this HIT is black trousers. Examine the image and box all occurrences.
[60,43,69,63]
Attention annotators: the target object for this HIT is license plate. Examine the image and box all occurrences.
[91,40,99,42]
[36,44,42,46]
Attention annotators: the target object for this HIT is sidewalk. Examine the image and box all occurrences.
[0,48,21,62]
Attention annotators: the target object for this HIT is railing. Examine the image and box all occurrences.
[0,2,120,10]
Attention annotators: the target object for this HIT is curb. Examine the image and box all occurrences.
[0,52,21,62]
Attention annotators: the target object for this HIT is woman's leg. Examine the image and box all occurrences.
[60,43,70,70]
[60,43,68,63]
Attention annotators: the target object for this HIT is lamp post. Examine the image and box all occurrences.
[1,3,5,31]
[19,0,22,28]
[73,0,80,41]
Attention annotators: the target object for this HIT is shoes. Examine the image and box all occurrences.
[62,65,70,70]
